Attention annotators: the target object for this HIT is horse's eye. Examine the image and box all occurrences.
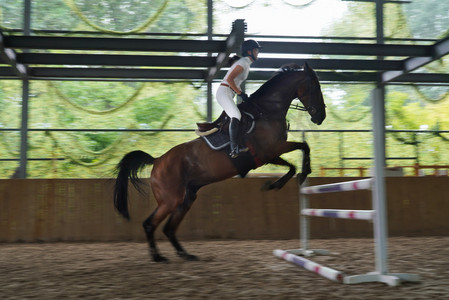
[308,106,316,115]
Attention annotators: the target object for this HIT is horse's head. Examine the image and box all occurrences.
[250,63,326,124]
[297,62,326,125]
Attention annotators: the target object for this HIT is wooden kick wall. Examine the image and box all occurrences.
[0,177,448,242]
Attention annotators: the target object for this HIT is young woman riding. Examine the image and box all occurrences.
[216,39,262,158]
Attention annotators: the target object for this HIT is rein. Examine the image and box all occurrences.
[289,102,308,111]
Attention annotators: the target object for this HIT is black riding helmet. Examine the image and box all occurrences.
[241,39,262,60]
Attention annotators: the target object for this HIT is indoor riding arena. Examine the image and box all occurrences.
[2,1,449,299]
[1,177,449,299]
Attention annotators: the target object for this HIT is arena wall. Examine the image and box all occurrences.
[0,177,448,242]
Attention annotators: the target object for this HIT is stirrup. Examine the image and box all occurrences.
[230,146,248,158]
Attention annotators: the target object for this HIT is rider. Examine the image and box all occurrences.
[216,39,262,158]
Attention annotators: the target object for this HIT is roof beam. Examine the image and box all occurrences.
[206,19,245,82]
[382,34,449,83]
[253,58,403,71]
[5,35,431,57]
[8,66,445,83]
[5,35,225,53]
[16,53,215,67]
[260,41,431,57]
[29,67,205,80]
[246,71,449,83]
[0,32,27,79]
[11,53,403,71]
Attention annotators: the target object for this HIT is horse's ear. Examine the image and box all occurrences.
[304,62,310,72]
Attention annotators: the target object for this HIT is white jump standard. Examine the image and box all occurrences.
[274,178,420,286]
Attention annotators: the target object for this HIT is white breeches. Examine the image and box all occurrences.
[216,85,241,120]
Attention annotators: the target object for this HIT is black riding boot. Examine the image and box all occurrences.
[229,117,248,158]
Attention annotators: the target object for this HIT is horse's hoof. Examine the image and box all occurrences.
[153,254,169,263]
[178,252,199,261]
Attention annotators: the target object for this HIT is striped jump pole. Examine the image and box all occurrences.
[301,209,374,220]
[300,178,372,194]
[273,249,344,283]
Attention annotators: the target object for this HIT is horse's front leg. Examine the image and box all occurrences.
[262,156,296,190]
[262,141,311,190]
[297,142,311,185]
[263,142,312,190]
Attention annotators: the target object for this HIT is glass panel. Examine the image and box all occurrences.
[30,0,207,35]
[213,0,370,39]
[0,80,21,178]
[0,1,23,30]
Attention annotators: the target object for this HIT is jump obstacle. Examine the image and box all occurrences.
[273,178,420,286]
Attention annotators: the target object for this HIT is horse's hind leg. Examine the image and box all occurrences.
[163,186,199,261]
[143,207,171,262]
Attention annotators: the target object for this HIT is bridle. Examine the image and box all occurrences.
[288,69,323,115]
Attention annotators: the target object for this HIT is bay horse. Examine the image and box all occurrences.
[113,62,326,262]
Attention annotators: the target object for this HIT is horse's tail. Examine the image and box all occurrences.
[113,150,155,220]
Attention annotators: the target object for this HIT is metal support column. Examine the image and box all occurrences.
[371,87,388,275]
[372,0,388,276]
[375,0,386,167]
[18,0,32,178]
[206,0,213,122]
[19,80,29,178]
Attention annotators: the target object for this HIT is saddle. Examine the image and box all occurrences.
[195,111,228,136]
[196,111,255,137]
[196,110,260,177]
[195,110,256,150]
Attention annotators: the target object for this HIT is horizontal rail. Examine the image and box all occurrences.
[301,209,374,221]
[0,158,65,161]
[301,179,372,194]
[273,249,344,282]
[342,157,416,160]
[1,128,449,133]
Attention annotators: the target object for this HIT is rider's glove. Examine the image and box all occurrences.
[239,92,249,102]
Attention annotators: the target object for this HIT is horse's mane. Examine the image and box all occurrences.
[251,63,304,99]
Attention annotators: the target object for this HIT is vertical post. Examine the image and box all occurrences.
[18,0,32,178]
[375,0,386,166]
[373,0,388,275]
[19,80,29,178]
[376,0,384,45]
[414,134,420,164]
[371,87,389,275]
[207,82,213,122]
[339,132,344,169]
[24,0,31,35]
[206,0,213,122]
[299,181,309,251]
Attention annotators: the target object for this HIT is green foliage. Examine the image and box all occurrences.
[55,81,135,111]
[0,1,448,178]
[403,0,449,39]
[324,2,376,38]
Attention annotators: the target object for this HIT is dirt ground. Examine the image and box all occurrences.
[0,237,448,299]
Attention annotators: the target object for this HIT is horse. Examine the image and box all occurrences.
[113,62,326,262]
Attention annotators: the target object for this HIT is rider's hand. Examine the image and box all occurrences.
[239,92,249,102]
